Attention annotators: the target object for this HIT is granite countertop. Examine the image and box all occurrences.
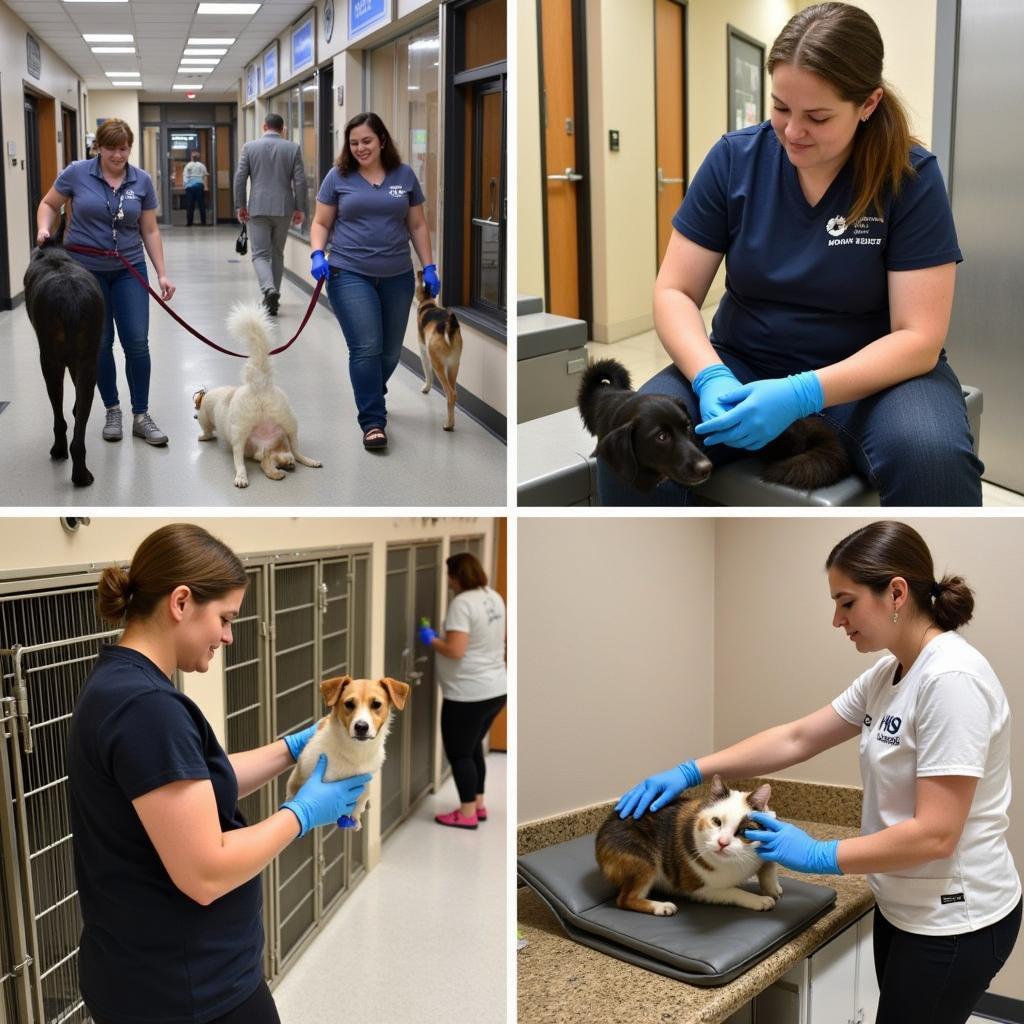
[517,780,874,1024]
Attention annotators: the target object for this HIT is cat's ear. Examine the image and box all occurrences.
[709,774,728,801]
[747,783,772,811]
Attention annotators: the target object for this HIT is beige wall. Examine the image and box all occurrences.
[517,0,938,335]
[518,517,717,822]
[0,0,85,297]
[518,515,1023,998]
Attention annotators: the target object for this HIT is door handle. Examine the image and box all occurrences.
[408,671,423,685]
[657,167,685,191]
[547,167,584,182]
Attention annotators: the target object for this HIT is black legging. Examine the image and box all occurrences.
[440,695,507,804]
[873,897,1021,1024]
[91,979,281,1024]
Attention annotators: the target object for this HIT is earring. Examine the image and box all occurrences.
[892,611,899,624]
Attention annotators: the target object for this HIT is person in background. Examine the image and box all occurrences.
[618,521,1020,1024]
[35,117,173,446]
[419,552,506,829]
[183,149,209,227]
[234,113,307,316]
[309,112,439,451]
[69,523,370,1024]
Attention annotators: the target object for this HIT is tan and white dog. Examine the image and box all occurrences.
[285,676,410,830]
[416,271,463,431]
[195,303,321,488]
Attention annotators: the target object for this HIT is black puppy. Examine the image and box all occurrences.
[579,357,850,492]
[578,359,713,492]
[24,245,105,487]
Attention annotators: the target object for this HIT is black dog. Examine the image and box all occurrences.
[578,358,849,493]
[578,359,713,492]
[24,245,105,487]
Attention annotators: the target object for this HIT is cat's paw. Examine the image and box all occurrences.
[761,879,784,900]
[752,894,777,912]
[652,901,678,916]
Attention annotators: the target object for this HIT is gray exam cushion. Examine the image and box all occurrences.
[518,833,837,986]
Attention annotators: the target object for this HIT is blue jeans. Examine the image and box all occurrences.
[596,350,984,507]
[326,267,415,432]
[90,262,151,415]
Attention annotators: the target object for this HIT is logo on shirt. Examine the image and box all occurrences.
[863,714,873,728]
[388,185,406,199]
[826,213,884,247]
[875,713,903,746]
[940,893,965,905]
[826,215,848,237]
[124,190,138,202]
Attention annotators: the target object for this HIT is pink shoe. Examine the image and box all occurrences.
[476,806,488,821]
[435,808,478,829]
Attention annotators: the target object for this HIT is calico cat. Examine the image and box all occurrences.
[595,774,783,915]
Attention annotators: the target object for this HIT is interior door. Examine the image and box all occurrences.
[409,545,440,804]
[23,94,41,250]
[540,0,585,321]
[655,0,686,266]
[381,548,411,835]
[166,126,214,227]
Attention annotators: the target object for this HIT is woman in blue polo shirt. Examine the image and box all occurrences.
[599,2,982,506]
[309,112,439,451]
[69,523,370,1024]
[36,118,174,446]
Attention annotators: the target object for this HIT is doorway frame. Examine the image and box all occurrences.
[163,122,218,227]
[535,0,593,330]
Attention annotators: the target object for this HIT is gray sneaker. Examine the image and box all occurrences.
[102,406,122,442]
[132,412,168,446]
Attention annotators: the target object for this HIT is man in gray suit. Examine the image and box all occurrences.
[234,113,307,316]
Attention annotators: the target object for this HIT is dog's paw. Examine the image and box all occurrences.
[234,473,249,488]
[72,468,94,487]
[651,901,678,916]
[420,382,431,394]
[267,469,286,480]
[197,432,216,441]
[309,459,322,468]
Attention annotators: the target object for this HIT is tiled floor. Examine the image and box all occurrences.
[589,310,1024,508]
[272,753,506,1024]
[0,226,506,506]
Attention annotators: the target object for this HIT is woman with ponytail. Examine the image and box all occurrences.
[69,524,371,1024]
[600,2,983,506]
[619,521,1019,1022]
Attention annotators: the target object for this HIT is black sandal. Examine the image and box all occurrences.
[362,427,388,450]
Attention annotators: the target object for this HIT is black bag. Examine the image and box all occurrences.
[235,223,248,255]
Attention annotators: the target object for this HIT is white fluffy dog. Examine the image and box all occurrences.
[195,303,321,488]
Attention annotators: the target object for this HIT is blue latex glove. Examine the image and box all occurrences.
[418,625,438,646]
[281,722,319,762]
[691,363,743,424]
[695,372,824,450]
[615,759,703,820]
[422,264,441,297]
[744,812,843,874]
[280,755,372,838]
[310,250,329,281]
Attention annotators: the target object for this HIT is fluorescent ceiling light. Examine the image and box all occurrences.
[183,49,227,55]
[178,68,213,73]
[83,34,134,42]
[197,3,260,13]
[188,38,235,45]
[173,84,203,90]
[91,47,136,53]
[181,58,220,65]
[64,1,128,4]
[111,81,139,87]
[106,71,141,77]
[409,39,440,51]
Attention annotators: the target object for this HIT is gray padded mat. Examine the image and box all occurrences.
[519,833,836,986]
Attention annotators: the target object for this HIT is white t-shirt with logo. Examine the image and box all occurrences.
[832,631,1020,935]
[435,587,506,702]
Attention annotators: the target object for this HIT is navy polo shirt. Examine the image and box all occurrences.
[316,162,425,276]
[55,157,158,272]
[67,645,263,1024]
[673,121,962,376]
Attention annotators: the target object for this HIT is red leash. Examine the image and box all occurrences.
[64,243,324,358]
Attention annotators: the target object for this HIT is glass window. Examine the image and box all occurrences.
[369,21,440,264]
[265,77,316,236]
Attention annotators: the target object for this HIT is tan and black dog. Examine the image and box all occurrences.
[415,272,463,431]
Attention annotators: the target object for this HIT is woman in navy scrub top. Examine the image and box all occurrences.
[309,112,439,451]
[68,524,370,1024]
[36,118,174,447]
[599,2,983,506]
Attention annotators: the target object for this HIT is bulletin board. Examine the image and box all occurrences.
[727,25,765,132]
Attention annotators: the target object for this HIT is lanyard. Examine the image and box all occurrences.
[104,177,127,252]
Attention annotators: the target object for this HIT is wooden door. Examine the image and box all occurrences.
[655,0,686,265]
[540,0,582,319]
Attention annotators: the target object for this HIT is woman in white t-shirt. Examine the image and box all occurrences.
[617,521,1020,1024]
[418,552,506,830]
